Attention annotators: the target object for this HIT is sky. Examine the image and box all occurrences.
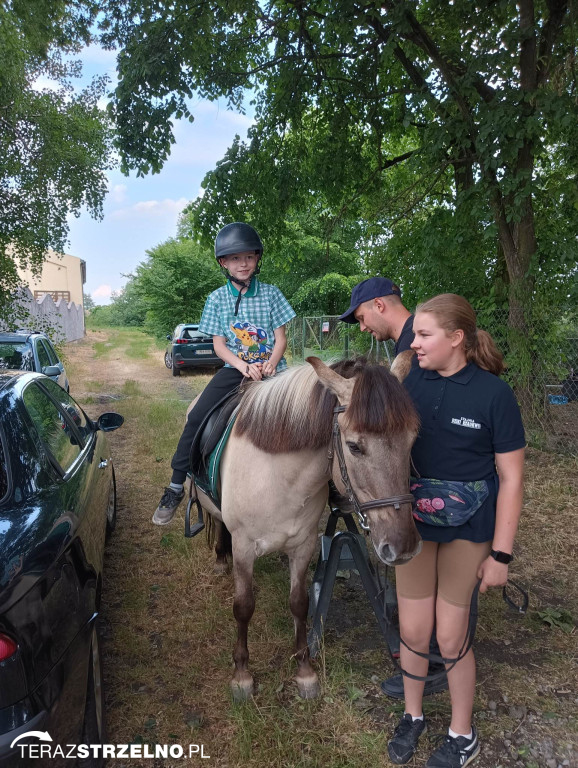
[64,45,254,304]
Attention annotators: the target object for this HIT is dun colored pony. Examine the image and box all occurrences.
[193,355,421,701]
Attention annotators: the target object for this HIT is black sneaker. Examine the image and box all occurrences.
[388,713,427,764]
[381,667,448,699]
[152,486,185,525]
[425,728,480,768]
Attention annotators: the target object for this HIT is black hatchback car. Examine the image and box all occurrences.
[164,323,223,376]
[0,372,123,767]
[0,331,69,392]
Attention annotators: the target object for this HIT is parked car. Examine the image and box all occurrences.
[0,331,69,392]
[164,323,224,376]
[0,371,123,767]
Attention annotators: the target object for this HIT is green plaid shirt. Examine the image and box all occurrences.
[199,278,295,370]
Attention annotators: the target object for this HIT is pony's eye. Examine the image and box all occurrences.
[346,441,363,456]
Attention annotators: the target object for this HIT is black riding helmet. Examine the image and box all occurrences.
[214,222,263,260]
[215,223,263,312]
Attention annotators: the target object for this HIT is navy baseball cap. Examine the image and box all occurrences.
[338,277,402,324]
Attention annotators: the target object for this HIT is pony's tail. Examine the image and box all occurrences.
[467,329,504,376]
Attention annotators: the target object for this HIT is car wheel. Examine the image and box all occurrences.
[76,627,106,768]
[106,468,117,538]
[172,360,180,376]
[164,350,172,369]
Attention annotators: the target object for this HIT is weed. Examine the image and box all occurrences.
[536,607,574,633]
[121,379,143,396]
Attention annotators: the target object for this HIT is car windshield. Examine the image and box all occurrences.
[0,342,34,371]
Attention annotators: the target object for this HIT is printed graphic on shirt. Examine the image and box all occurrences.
[231,321,272,363]
[451,416,481,430]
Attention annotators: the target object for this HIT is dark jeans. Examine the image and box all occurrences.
[170,366,244,484]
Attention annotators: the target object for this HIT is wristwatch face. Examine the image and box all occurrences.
[491,549,513,564]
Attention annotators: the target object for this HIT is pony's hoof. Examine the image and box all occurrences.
[230,677,254,703]
[296,675,320,700]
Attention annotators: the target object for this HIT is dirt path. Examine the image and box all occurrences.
[65,329,577,768]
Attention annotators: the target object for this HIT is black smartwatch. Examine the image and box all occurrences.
[490,549,514,564]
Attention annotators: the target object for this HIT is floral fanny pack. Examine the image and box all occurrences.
[410,477,489,527]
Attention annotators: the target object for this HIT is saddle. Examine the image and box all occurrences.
[189,388,242,506]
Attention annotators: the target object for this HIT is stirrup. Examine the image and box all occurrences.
[185,496,205,537]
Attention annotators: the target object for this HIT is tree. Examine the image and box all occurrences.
[132,238,223,338]
[0,0,113,326]
[102,0,578,330]
[83,293,95,313]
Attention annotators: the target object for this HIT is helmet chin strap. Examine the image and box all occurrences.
[228,275,252,290]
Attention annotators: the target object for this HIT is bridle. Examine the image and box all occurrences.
[329,405,414,531]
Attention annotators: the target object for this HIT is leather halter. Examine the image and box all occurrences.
[330,405,414,531]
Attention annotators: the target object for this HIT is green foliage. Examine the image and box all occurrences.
[291,273,360,316]
[116,238,223,339]
[536,607,574,633]
[102,0,578,330]
[87,304,115,328]
[0,0,113,325]
[83,293,96,313]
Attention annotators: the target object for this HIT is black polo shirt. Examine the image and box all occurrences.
[404,362,525,543]
[395,314,415,355]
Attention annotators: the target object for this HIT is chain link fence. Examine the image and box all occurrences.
[287,313,578,455]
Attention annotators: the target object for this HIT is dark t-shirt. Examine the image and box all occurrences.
[404,362,526,543]
[395,314,415,355]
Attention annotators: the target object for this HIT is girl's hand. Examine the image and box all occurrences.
[262,360,277,377]
[477,556,508,593]
[240,362,263,381]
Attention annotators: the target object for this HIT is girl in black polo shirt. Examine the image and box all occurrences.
[387,294,525,768]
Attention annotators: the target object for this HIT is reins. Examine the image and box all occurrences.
[330,405,415,531]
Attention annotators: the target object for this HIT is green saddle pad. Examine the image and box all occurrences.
[196,409,238,506]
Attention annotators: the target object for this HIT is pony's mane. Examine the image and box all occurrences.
[235,357,419,454]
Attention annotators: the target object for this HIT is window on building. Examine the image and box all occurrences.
[34,290,71,303]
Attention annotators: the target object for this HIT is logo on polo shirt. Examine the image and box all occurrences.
[451,416,481,430]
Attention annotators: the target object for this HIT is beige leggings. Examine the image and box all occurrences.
[395,539,492,607]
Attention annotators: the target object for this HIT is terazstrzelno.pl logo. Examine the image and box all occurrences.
[10,731,210,760]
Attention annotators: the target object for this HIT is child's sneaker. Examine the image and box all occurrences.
[387,713,427,764]
[425,727,480,768]
[152,487,185,525]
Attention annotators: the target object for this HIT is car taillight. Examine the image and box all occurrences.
[175,338,189,344]
[0,634,17,661]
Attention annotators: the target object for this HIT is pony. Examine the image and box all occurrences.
[192,355,421,701]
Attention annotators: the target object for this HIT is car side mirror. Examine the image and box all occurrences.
[43,365,61,376]
[96,412,124,432]
[166,334,172,341]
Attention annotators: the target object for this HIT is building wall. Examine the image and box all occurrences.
[17,250,86,309]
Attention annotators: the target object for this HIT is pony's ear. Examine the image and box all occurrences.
[390,350,415,382]
[306,356,354,404]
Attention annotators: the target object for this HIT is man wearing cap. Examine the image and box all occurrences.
[339,277,447,700]
[338,277,415,355]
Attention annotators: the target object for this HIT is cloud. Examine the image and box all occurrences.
[109,184,128,204]
[109,197,189,222]
[93,284,113,298]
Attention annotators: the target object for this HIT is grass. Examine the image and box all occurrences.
[65,327,578,767]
